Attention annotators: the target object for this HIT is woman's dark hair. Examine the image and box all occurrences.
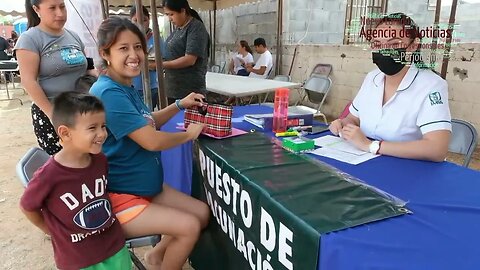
[163,0,211,57]
[162,0,203,23]
[130,5,150,18]
[240,40,253,55]
[375,13,432,70]
[375,13,421,42]
[26,0,42,29]
[97,16,147,68]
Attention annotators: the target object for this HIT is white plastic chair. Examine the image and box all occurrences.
[210,64,221,73]
[449,119,478,167]
[16,147,160,270]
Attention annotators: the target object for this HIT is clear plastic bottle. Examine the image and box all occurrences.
[272,88,289,133]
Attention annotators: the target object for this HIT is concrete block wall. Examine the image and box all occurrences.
[283,0,346,44]
[198,0,278,68]
[388,1,480,43]
[279,43,480,131]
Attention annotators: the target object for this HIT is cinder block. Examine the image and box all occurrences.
[450,100,474,121]
[449,80,480,104]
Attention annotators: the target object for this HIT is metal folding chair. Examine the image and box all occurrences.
[262,75,292,103]
[0,59,22,105]
[449,119,478,168]
[16,147,161,270]
[294,64,333,124]
[210,64,221,73]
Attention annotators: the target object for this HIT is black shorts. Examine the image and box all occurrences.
[31,104,61,155]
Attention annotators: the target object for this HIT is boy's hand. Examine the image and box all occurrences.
[186,123,205,140]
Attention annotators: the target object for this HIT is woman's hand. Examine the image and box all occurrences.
[341,124,371,152]
[179,93,205,109]
[186,123,205,140]
[328,119,344,136]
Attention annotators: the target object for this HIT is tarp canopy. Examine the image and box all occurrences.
[107,0,260,11]
[0,2,25,17]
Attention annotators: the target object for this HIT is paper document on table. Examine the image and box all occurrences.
[311,135,378,164]
[314,135,366,156]
[310,147,378,165]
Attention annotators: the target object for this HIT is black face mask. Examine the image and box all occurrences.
[372,48,408,76]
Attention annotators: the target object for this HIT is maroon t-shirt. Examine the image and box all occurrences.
[20,153,125,269]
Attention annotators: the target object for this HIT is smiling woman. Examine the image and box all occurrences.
[90,16,210,270]
[14,0,90,155]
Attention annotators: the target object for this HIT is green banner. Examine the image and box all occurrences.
[190,133,408,270]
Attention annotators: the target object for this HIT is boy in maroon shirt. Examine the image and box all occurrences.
[19,92,131,270]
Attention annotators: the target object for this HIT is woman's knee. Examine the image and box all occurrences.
[197,202,210,229]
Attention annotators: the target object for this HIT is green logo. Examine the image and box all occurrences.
[429,92,443,105]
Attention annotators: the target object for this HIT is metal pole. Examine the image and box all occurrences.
[100,0,108,19]
[431,0,442,70]
[275,0,283,75]
[150,0,168,109]
[440,0,458,79]
[135,0,152,110]
[212,0,217,66]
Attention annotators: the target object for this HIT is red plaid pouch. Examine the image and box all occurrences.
[184,103,233,137]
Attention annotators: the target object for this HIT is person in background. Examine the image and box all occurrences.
[0,35,10,60]
[247,37,273,79]
[130,5,165,111]
[19,92,131,270]
[15,0,95,155]
[228,40,254,76]
[162,0,210,104]
[90,17,210,270]
[329,13,451,162]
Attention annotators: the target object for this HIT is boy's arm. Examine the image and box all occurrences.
[20,205,50,235]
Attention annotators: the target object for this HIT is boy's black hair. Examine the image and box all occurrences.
[75,75,98,93]
[129,5,150,18]
[253,37,267,47]
[52,92,104,129]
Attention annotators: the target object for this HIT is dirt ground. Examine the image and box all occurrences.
[0,85,478,269]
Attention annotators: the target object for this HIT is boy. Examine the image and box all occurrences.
[19,92,131,270]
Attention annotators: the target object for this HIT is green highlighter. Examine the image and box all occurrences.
[282,137,315,153]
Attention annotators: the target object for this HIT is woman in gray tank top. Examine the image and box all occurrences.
[15,0,91,155]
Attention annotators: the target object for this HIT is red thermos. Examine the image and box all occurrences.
[273,88,289,133]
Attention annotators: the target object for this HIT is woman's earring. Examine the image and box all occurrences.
[107,60,110,66]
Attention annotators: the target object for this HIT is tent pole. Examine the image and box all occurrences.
[135,0,153,110]
[275,0,283,76]
[440,0,458,79]
[150,0,168,109]
[100,0,108,19]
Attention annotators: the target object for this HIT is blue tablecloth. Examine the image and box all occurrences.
[161,105,480,270]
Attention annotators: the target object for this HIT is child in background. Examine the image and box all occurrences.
[19,92,131,270]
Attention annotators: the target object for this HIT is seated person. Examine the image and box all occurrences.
[228,40,254,76]
[247,37,273,79]
[329,13,451,162]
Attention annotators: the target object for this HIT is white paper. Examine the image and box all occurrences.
[313,135,367,156]
[310,147,378,165]
[232,117,244,123]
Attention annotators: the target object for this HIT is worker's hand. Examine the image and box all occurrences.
[328,119,343,136]
[186,123,205,140]
[179,93,205,109]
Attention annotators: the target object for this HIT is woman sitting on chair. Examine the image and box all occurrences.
[228,40,254,76]
[329,13,451,162]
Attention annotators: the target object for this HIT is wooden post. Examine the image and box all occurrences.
[440,0,458,79]
[150,0,168,109]
[100,0,108,19]
[275,0,283,75]
[135,0,152,110]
